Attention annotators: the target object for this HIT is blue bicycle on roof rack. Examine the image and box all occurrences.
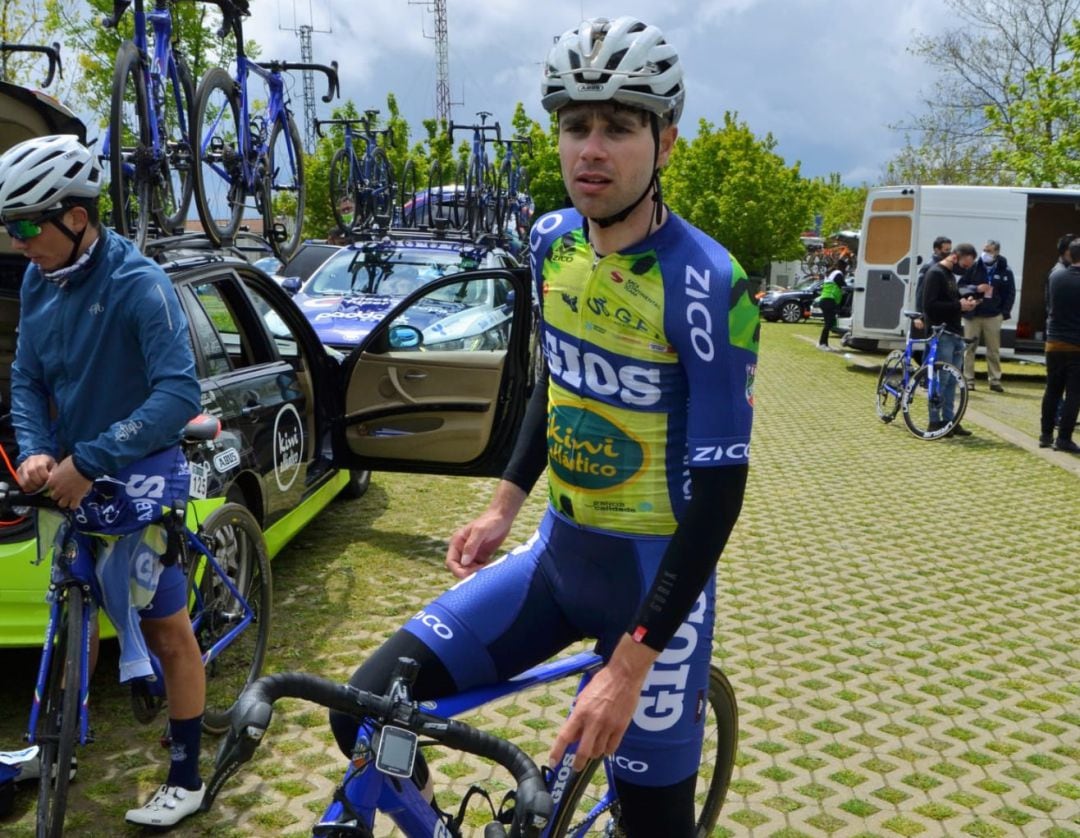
[204,649,737,836]
[190,0,338,260]
[100,0,196,250]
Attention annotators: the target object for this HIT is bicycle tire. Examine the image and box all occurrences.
[901,361,968,440]
[108,40,152,249]
[153,52,196,234]
[264,113,305,260]
[328,147,359,232]
[548,665,737,837]
[875,350,907,423]
[188,503,271,734]
[460,157,478,234]
[398,159,418,228]
[191,65,244,246]
[35,591,82,838]
[425,159,445,228]
[490,163,508,237]
[366,146,395,226]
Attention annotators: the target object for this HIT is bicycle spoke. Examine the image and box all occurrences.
[192,67,244,245]
[264,115,305,259]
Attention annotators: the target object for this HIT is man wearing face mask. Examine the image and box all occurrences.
[962,240,1014,392]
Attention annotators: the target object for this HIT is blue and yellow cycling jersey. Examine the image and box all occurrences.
[529,208,759,536]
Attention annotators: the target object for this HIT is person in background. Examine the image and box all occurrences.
[816,256,848,350]
[921,243,979,436]
[1040,238,1080,453]
[962,239,1015,392]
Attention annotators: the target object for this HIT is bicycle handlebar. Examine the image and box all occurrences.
[204,669,553,834]
[0,483,58,516]
[0,41,63,87]
[449,120,503,145]
[314,117,393,144]
[255,60,339,103]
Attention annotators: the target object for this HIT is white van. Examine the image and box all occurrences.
[841,185,1080,351]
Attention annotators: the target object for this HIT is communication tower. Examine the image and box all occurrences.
[411,0,461,123]
[279,0,332,151]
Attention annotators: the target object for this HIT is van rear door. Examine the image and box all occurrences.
[850,187,920,343]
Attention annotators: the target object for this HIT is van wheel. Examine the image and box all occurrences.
[780,301,803,323]
[341,469,371,500]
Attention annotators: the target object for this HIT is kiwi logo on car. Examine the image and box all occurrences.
[273,403,304,491]
[547,405,644,489]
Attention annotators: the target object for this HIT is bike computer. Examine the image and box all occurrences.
[374,725,418,778]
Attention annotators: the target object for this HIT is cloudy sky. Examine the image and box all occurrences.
[247,0,949,184]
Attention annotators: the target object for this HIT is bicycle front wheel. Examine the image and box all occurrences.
[875,350,907,423]
[328,147,358,231]
[36,591,83,838]
[192,66,244,246]
[398,158,418,228]
[188,503,272,734]
[366,146,395,225]
[264,114,305,260]
[108,41,152,248]
[548,665,737,837]
[153,53,196,234]
[901,361,968,439]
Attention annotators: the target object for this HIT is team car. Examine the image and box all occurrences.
[758,275,853,323]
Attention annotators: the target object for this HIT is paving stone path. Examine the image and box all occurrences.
[1,321,1076,837]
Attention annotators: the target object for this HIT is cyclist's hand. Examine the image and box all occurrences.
[445,481,526,579]
[913,318,924,330]
[45,456,92,510]
[548,636,656,771]
[15,454,56,493]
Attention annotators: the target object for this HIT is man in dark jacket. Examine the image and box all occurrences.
[1040,238,1080,453]
[962,239,1015,392]
[922,243,979,435]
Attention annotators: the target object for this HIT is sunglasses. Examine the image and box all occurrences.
[2,207,67,242]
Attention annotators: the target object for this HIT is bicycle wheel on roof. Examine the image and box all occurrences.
[192,66,245,246]
[263,114,305,260]
[153,53,195,235]
[108,41,153,249]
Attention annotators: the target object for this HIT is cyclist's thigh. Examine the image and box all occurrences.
[402,511,582,689]
[139,562,186,621]
[612,539,717,788]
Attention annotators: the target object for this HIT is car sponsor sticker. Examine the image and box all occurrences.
[213,447,241,474]
[273,403,304,491]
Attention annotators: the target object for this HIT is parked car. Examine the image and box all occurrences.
[759,275,853,323]
[269,239,342,286]
[284,229,520,354]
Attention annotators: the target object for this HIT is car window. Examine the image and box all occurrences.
[306,246,485,297]
[385,275,515,353]
[190,278,274,370]
[184,290,232,378]
[281,245,337,283]
[241,278,302,364]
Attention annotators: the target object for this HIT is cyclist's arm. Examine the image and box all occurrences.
[500,365,548,493]
[71,273,201,478]
[11,278,57,465]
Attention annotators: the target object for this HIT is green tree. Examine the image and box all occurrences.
[882,128,1008,185]
[985,21,1080,186]
[0,1,49,84]
[510,104,563,219]
[809,174,868,237]
[663,113,816,275]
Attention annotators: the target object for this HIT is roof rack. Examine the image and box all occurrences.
[141,230,274,264]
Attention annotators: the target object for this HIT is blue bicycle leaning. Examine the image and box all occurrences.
[191,0,338,259]
[319,109,396,232]
[875,311,970,439]
[101,0,196,250]
[450,111,503,238]
[204,651,737,836]
[2,415,271,838]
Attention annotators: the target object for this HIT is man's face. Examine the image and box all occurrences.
[557,103,676,221]
[956,252,976,271]
[982,243,999,261]
[5,207,84,272]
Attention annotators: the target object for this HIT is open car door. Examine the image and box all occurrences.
[331,267,534,477]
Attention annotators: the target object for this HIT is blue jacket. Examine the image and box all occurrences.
[11,227,201,478]
[965,254,1015,319]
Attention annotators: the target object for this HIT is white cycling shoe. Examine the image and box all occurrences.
[125,783,206,827]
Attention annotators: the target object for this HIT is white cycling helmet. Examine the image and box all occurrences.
[541,17,685,125]
[0,134,102,218]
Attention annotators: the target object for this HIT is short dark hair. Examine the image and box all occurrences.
[953,242,977,258]
[66,197,99,227]
[1059,233,1077,256]
[1069,238,1080,263]
[933,236,952,250]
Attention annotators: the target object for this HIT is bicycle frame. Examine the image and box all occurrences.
[101,1,189,185]
[316,651,604,836]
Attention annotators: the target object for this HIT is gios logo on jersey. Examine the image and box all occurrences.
[547,405,644,490]
[544,333,662,407]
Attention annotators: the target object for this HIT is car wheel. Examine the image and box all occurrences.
[340,469,371,500]
[780,301,804,323]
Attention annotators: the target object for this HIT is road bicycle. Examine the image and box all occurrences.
[320,109,395,232]
[0,41,63,88]
[5,415,271,837]
[450,111,502,238]
[191,0,338,260]
[205,651,737,836]
[875,311,970,439]
[493,134,532,239]
[100,0,196,250]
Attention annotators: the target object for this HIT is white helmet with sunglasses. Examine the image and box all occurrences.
[0,134,102,223]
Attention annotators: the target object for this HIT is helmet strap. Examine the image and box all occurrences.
[48,215,87,269]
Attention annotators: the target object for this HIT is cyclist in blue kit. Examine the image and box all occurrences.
[329,17,759,834]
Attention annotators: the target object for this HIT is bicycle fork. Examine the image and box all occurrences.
[28,587,93,749]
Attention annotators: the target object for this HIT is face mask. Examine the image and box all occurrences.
[981,252,996,264]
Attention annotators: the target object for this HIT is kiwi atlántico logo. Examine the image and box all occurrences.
[547,405,644,489]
